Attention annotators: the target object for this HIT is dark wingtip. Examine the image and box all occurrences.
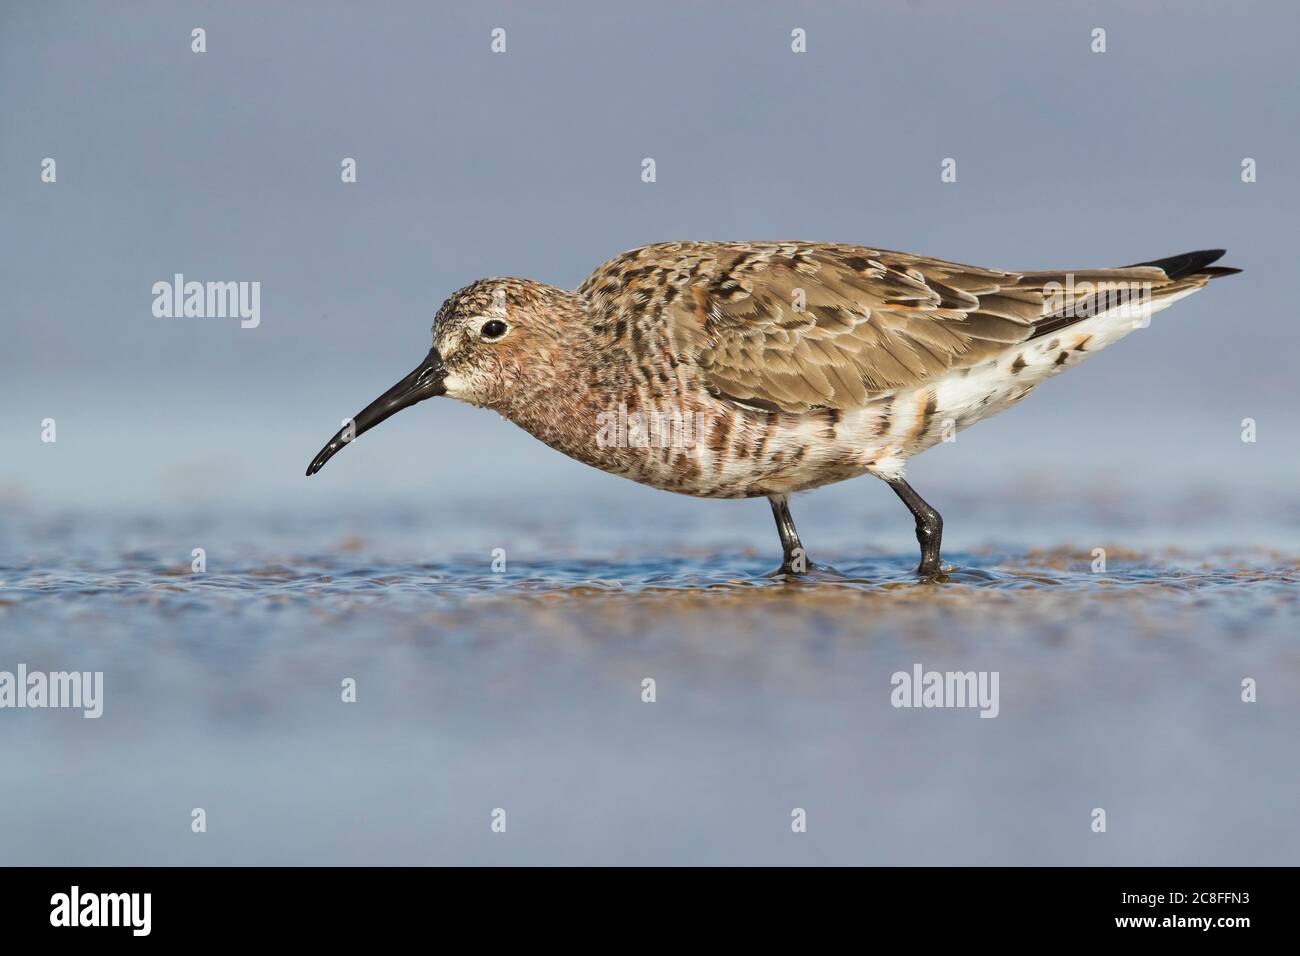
[1126,249,1237,279]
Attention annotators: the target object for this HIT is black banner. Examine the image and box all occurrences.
[0,866,1279,941]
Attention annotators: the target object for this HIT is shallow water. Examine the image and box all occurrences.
[1,502,1297,865]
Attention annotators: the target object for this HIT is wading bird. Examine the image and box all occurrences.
[307,242,1237,577]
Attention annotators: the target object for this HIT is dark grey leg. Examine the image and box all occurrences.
[768,494,809,574]
[888,478,944,576]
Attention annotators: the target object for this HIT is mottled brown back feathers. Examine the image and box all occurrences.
[578,241,1238,414]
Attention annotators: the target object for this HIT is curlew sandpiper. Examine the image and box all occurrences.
[306,242,1239,577]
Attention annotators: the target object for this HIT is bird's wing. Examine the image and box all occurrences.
[579,241,1204,413]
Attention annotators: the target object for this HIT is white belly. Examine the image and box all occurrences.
[802,285,1202,487]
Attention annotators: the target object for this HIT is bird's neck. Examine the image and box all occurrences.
[494,293,652,470]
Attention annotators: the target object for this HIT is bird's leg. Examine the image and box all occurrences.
[887,478,944,577]
[768,494,809,574]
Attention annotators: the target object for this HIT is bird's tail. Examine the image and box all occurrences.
[1028,249,1240,340]
[1123,248,1241,280]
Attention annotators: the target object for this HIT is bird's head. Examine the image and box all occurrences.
[306,278,586,476]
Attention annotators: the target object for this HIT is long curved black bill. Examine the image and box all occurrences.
[306,347,446,476]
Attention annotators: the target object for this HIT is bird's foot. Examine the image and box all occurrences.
[915,556,947,582]
[768,560,816,578]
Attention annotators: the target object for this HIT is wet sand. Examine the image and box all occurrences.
[1,504,1296,865]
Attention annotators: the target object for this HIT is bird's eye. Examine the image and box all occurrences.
[480,319,508,341]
